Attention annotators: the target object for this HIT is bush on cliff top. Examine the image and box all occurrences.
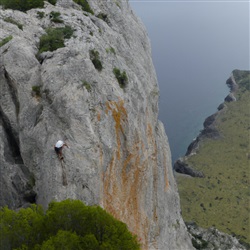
[0,0,56,11]
[1,0,44,11]
[0,199,140,249]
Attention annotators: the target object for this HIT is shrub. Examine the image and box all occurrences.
[4,17,23,30]
[60,25,74,39]
[89,49,103,71]
[37,11,45,19]
[106,47,116,54]
[82,81,91,92]
[97,13,108,23]
[39,29,64,53]
[0,35,13,47]
[47,0,57,5]
[73,0,94,14]
[49,11,63,23]
[0,0,44,11]
[113,67,128,89]
[32,85,41,96]
[38,26,74,53]
[0,0,56,11]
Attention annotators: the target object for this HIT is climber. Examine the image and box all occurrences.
[54,140,69,160]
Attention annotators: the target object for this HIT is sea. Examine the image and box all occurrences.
[130,0,250,164]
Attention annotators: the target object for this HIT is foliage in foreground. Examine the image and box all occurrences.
[0,199,140,250]
[177,70,250,244]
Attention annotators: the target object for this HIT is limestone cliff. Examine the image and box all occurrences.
[0,1,193,249]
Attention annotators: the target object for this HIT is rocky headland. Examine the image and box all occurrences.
[175,70,250,249]
[174,72,239,177]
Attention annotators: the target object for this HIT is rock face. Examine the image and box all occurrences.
[186,222,247,250]
[174,159,204,178]
[0,0,193,249]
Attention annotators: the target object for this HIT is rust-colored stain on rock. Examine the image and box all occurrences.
[101,100,169,249]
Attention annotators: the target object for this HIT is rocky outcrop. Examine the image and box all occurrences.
[226,74,238,92]
[224,74,238,102]
[186,222,247,250]
[174,159,204,178]
[225,93,236,102]
[0,0,193,249]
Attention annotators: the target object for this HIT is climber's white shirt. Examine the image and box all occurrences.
[55,140,64,148]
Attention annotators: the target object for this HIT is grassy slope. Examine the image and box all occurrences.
[177,70,250,244]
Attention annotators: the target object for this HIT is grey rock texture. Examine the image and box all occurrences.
[225,74,238,102]
[186,222,247,250]
[226,74,238,92]
[0,1,193,249]
[224,93,236,102]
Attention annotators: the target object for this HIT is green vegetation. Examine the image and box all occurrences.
[73,0,94,14]
[38,26,74,53]
[89,49,103,71]
[114,1,121,8]
[26,173,36,190]
[32,85,41,97]
[0,35,13,47]
[0,0,44,11]
[37,11,45,19]
[0,199,140,249]
[4,17,23,30]
[191,237,208,250]
[82,80,91,92]
[113,67,128,89]
[97,13,108,23]
[177,70,250,244]
[48,0,57,5]
[49,11,63,23]
[233,69,250,91]
[0,0,57,11]
[106,47,116,55]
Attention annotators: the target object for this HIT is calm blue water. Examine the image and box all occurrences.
[130,1,249,163]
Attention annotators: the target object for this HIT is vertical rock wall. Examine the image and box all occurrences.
[0,0,193,248]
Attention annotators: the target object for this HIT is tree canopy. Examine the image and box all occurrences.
[0,199,140,250]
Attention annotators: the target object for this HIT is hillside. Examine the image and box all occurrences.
[176,70,250,246]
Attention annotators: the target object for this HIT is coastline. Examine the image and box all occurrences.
[173,73,238,176]
[174,69,250,246]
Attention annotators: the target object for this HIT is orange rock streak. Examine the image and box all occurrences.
[101,100,169,249]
